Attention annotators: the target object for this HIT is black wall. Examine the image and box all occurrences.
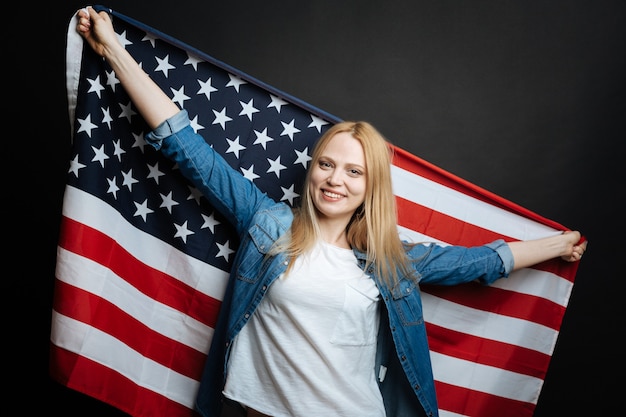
[20,1,624,415]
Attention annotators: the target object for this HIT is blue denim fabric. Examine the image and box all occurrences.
[146,111,513,417]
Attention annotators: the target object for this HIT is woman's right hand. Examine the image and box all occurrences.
[76,6,120,58]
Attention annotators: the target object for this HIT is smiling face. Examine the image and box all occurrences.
[309,131,367,225]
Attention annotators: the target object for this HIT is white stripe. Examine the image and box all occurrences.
[439,410,470,417]
[422,293,558,355]
[55,247,213,353]
[50,311,199,408]
[62,185,229,301]
[392,165,559,241]
[431,350,543,403]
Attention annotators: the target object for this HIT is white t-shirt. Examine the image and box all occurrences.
[222,240,385,417]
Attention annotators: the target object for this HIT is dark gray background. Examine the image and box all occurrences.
[17,1,623,416]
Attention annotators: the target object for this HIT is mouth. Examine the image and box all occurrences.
[322,189,345,200]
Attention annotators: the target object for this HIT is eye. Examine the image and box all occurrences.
[348,168,363,176]
[319,160,332,169]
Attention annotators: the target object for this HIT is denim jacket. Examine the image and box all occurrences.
[146,110,514,417]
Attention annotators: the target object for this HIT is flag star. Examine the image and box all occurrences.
[147,162,165,184]
[133,199,154,222]
[171,85,191,107]
[268,94,288,113]
[141,33,157,48]
[131,132,146,152]
[91,144,109,168]
[190,114,205,133]
[160,191,179,213]
[105,70,120,91]
[308,115,329,132]
[197,77,217,101]
[87,75,105,98]
[187,186,203,204]
[122,169,139,191]
[106,177,120,198]
[201,212,220,233]
[266,156,286,178]
[226,74,246,92]
[294,147,312,168]
[240,165,260,181]
[280,184,300,205]
[215,240,235,261]
[238,99,259,121]
[184,53,202,70]
[116,30,132,48]
[212,107,232,130]
[280,119,301,141]
[77,114,98,137]
[118,101,137,122]
[253,128,273,150]
[102,107,113,129]
[113,139,126,161]
[174,220,195,243]
[68,155,86,177]
[155,54,176,77]
[226,136,246,158]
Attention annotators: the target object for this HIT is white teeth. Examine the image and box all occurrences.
[323,190,342,198]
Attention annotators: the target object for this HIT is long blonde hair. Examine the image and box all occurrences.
[270,120,414,286]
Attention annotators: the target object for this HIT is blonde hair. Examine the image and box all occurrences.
[271,120,415,286]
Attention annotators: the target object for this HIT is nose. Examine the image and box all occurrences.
[326,170,343,186]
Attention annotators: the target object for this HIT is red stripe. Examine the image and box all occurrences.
[422,282,567,331]
[53,279,207,379]
[49,345,200,417]
[426,322,551,379]
[435,380,536,417]
[58,216,222,328]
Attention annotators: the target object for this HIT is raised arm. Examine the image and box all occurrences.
[508,230,587,271]
[76,6,180,129]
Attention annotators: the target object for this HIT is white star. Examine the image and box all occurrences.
[174,221,194,243]
[154,54,176,77]
[118,101,136,123]
[187,186,203,204]
[87,75,105,98]
[184,53,202,70]
[226,136,246,158]
[240,165,260,181]
[122,169,139,191]
[113,139,126,161]
[91,144,109,168]
[280,119,301,141]
[68,155,86,177]
[141,33,157,48]
[294,147,312,168]
[133,199,154,222]
[266,156,286,178]
[131,132,146,152]
[197,77,217,101]
[268,94,288,113]
[226,74,246,92]
[215,240,235,261]
[160,191,179,213]
[239,99,259,121]
[253,128,273,150]
[308,115,329,132]
[106,177,120,199]
[190,114,205,133]
[116,30,132,48]
[171,85,190,107]
[77,114,98,137]
[101,107,113,129]
[106,70,120,91]
[280,184,300,205]
[147,162,165,184]
[201,212,220,233]
[212,107,232,130]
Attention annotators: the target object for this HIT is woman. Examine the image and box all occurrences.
[76,7,587,417]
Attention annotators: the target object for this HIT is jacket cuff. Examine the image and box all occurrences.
[145,109,190,150]
[486,239,514,276]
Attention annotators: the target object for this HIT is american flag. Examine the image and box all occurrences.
[51,7,580,417]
